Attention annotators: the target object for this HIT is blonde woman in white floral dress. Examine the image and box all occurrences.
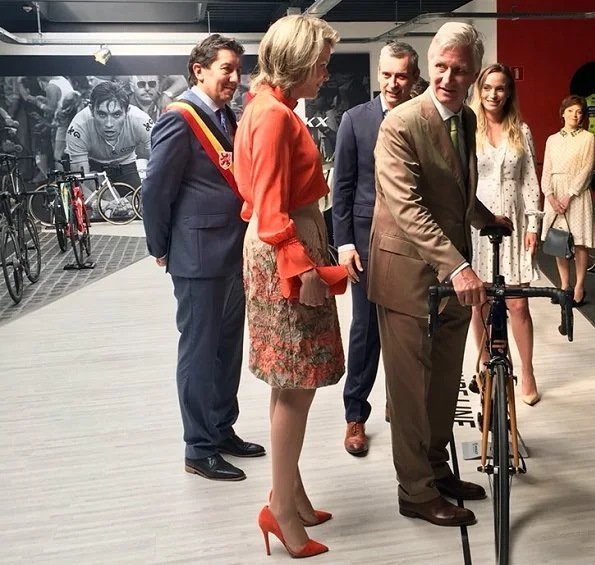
[541,95,595,309]
[469,64,542,405]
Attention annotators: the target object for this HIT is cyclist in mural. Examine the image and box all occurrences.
[65,80,153,188]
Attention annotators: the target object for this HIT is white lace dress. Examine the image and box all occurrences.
[540,128,595,248]
[472,123,541,284]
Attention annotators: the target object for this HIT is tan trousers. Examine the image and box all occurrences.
[377,298,471,503]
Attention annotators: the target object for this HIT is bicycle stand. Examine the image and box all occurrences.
[63,261,96,271]
[462,431,529,460]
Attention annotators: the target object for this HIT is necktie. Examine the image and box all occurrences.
[448,115,459,154]
[216,109,228,135]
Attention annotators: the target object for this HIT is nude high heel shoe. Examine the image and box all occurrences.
[258,506,329,558]
[522,392,541,406]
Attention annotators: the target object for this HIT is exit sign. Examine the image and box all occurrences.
[511,66,524,81]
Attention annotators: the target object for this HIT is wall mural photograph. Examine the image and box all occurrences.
[0,52,370,225]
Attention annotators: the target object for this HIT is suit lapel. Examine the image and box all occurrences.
[370,96,384,131]
[420,92,466,198]
[462,106,477,194]
[183,90,234,142]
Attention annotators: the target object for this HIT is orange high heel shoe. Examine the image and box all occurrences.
[268,491,333,527]
[258,505,329,558]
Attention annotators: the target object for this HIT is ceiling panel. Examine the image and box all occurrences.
[0,0,473,34]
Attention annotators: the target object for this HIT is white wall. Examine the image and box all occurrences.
[0,0,497,93]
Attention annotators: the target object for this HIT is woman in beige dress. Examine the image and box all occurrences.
[541,95,595,307]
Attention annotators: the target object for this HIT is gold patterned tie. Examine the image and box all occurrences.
[448,115,459,154]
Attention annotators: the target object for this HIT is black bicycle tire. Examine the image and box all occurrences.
[68,203,84,267]
[0,222,23,303]
[96,182,136,225]
[132,185,143,220]
[56,223,68,252]
[28,183,58,227]
[22,215,41,283]
[81,204,91,256]
[54,196,68,251]
[493,364,510,565]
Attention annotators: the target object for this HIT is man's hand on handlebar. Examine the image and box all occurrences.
[493,215,514,232]
[451,266,487,307]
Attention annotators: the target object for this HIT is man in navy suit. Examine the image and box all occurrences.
[142,35,265,481]
[332,42,419,456]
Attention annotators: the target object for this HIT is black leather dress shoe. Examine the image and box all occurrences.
[185,453,246,481]
[435,475,487,501]
[218,434,266,458]
[399,496,476,527]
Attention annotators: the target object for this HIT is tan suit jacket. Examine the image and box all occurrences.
[367,90,494,318]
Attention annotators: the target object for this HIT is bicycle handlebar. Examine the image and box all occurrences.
[428,285,574,342]
[0,152,34,162]
[48,169,100,189]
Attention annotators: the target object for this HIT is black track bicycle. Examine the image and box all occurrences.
[428,225,574,565]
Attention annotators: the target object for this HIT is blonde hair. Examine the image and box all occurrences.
[429,22,484,73]
[251,14,339,93]
[470,64,525,156]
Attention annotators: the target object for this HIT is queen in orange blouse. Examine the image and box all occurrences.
[234,14,347,559]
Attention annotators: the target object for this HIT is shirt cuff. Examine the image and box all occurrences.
[446,262,469,283]
[337,243,355,253]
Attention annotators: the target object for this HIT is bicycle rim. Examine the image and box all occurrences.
[29,184,58,227]
[132,186,143,220]
[22,216,41,283]
[0,223,23,303]
[81,205,91,256]
[492,364,510,565]
[97,182,136,225]
[68,204,84,267]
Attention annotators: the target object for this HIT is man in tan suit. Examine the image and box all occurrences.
[368,22,513,527]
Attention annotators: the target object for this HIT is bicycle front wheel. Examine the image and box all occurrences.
[131,185,143,220]
[21,216,41,283]
[28,183,59,227]
[68,203,85,267]
[492,364,510,565]
[0,223,23,303]
[96,182,136,225]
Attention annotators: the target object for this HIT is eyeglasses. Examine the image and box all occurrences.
[136,80,157,89]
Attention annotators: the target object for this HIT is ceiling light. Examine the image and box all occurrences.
[93,45,112,65]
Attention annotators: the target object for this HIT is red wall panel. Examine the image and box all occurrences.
[497,0,595,165]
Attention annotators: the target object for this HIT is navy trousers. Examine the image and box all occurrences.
[172,273,245,459]
[343,264,382,423]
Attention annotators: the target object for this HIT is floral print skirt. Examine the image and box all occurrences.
[243,203,344,389]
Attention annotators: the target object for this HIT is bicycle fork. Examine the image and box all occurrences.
[477,298,524,475]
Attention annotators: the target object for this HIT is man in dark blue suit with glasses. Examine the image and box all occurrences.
[332,42,419,456]
[142,35,265,482]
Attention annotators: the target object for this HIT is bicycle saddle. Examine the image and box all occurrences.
[479,225,512,238]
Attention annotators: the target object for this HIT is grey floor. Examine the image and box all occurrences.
[1,222,594,565]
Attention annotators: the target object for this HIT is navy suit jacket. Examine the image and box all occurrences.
[142,89,246,278]
[332,96,384,261]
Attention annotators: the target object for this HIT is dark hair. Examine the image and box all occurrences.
[411,76,429,97]
[559,94,587,122]
[384,40,419,74]
[89,81,129,113]
[187,34,245,86]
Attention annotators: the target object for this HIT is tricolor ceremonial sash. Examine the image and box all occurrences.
[167,100,242,201]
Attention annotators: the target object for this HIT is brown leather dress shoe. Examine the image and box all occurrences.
[344,422,368,456]
[435,475,487,500]
[399,496,476,527]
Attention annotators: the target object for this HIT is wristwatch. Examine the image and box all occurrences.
[163,89,174,99]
